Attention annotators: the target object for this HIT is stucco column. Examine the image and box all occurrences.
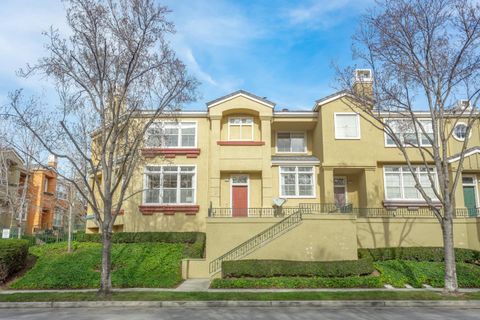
[450,164,464,208]
[321,167,334,204]
[261,116,273,207]
[361,168,377,207]
[209,116,221,208]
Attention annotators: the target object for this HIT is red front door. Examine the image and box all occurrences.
[232,185,248,217]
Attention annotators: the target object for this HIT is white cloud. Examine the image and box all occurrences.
[285,0,372,29]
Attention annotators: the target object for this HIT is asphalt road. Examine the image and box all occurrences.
[0,307,479,320]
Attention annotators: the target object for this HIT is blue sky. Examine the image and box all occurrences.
[0,0,374,111]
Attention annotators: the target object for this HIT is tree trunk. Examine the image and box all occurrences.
[99,228,113,295]
[67,204,73,253]
[442,210,458,293]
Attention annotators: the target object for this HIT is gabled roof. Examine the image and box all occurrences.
[313,90,349,111]
[0,148,24,166]
[206,90,276,108]
[448,146,480,163]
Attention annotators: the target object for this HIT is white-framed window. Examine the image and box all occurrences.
[143,165,196,205]
[53,208,64,227]
[385,119,433,147]
[228,117,253,141]
[145,122,197,148]
[279,166,315,198]
[384,166,438,200]
[43,178,50,193]
[453,122,469,141]
[56,183,68,201]
[276,132,306,153]
[334,113,361,139]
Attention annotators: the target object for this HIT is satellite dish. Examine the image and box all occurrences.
[272,198,286,207]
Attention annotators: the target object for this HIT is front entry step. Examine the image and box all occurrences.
[176,279,210,291]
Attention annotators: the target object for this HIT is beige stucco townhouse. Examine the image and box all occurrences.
[86,70,480,278]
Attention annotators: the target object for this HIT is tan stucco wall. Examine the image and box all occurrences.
[356,217,480,249]
[183,216,480,279]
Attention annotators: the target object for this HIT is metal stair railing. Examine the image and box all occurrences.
[208,210,303,274]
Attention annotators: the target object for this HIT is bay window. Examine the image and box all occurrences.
[145,122,196,148]
[384,166,437,200]
[144,166,196,204]
[277,132,306,153]
[280,166,315,197]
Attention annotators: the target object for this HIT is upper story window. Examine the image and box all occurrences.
[144,165,196,205]
[277,132,306,153]
[385,119,433,147]
[228,117,253,141]
[279,166,315,198]
[44,178,50,193]
[334,113,361,139]
[453,122,469,141]
[56,183,68,201]
[384,166,437,200]
[145,122,196,148]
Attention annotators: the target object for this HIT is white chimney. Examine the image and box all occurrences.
[47,154,58,168]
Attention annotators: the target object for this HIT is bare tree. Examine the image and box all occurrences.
[336,0,480,293]
[0,114,41,238]
[7,0,197,295]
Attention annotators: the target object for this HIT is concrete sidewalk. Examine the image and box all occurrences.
[2,279,480,294]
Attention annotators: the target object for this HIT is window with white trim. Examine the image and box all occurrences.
[280,166,315,197]
[145,122,196,148]
[144,166,196,204]
[56,183,68,201]
[385,119,433,147]
[277,132,306,153]
[53,208,63,228]
[384,166,437,200]
[334,113,360,139]
[228,117,253,140]
[453,123,468,141]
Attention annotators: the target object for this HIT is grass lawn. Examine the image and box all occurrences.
[10,242,187,289]
[1,291,479,302]
[212,261,480,289]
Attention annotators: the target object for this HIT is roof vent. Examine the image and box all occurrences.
[355,69,373,83]
[282,108,289,112]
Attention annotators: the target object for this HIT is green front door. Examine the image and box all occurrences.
[463,186,477,217]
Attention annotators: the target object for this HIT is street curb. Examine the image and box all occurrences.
[1,300,480,308]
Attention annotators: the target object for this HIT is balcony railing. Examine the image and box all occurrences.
[352,207,479,218]
[208,203,480,218]
[299,203,353,214]
[208,207,301,218]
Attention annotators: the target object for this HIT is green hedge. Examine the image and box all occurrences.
[0,239,29,283]
[358,247,480,263]
[75,232,206,258]
[221,258,374,278]
[75,232,203,244]
[211,276,383,289]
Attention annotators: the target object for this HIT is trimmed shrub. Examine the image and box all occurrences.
[221,258,374,278]
[0,239,29,283]
[75,232,206,258]
[75,231,204,244]
[358,247,480,263]
[211,276,383,289]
